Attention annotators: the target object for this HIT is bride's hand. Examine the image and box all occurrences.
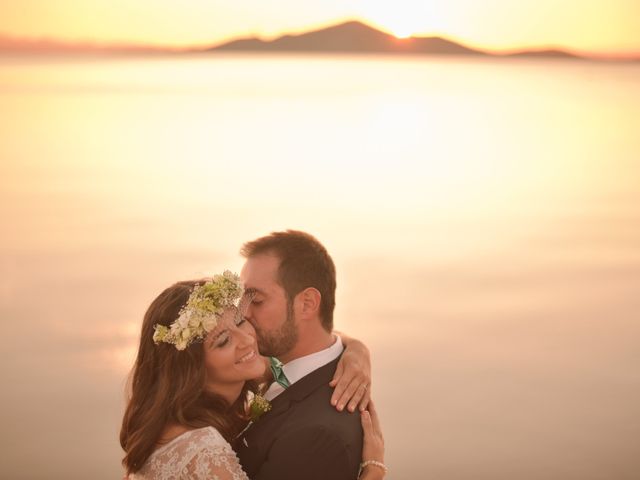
[360,400,386,480]
[330,332,371,412]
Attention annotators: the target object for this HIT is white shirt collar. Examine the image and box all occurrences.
[282,334,344,386]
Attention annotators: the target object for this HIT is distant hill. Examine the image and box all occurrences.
[206,20,587,59]
[502,48,582,59]
[1,20,637,61]
[208,20,487,56]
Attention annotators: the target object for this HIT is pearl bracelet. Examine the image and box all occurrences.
[359,460,388,476]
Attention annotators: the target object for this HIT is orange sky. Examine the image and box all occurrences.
[1,0,639,55]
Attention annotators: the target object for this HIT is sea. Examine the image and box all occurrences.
[0,53,639,479]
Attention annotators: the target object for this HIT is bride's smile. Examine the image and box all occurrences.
[204,308,267,399]
[236,350,257,364]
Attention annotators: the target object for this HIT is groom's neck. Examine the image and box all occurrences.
[279,326,334,364]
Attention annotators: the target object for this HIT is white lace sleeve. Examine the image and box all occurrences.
[131,427,249,480]
[186,442,250,480]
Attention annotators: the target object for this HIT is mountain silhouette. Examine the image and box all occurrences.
[209,20,486,56]
[3,19,634,60]
[503,48,580,59]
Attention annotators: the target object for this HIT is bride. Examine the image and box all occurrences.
[120,272,386,479]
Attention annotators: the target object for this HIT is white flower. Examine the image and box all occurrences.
[152,271,243,351]
[188,314,201,329]
[177,313,191,329]
[203,316,217,332]
[169,321,181,335]
[180,328,191,340]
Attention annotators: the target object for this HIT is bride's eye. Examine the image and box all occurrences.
[235,316,246,327]
[213,333,230,348]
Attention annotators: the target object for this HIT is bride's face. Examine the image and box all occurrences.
[203,307,265,389]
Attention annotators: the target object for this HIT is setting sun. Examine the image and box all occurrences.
[0,0,638,55]
[365,7,426,41]
[392,28,414,39]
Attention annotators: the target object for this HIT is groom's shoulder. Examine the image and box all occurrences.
[239,363,363,480]
[277,356,363,440]
[288,379,363,435]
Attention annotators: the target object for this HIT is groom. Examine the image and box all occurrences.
[235,230,363,480]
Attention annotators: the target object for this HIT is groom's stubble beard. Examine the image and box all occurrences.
[254,300,298,358]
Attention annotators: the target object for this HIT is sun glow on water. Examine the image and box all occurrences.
[1,55,639,479]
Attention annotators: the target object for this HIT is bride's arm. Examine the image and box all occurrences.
[359,400,386,480]
[187,440,251,480]
[330,331,372,412]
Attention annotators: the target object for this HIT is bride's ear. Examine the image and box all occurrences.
[297,287,321,319]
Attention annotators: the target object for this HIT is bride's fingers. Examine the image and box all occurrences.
[361,403,385,467]
[348,383,369,413]
[367,400,383,439]
[358,386,371,412]
[361,408,373,435]
[336,378,362,412]
[330,364,348,406]
[329,360,344,389]
[330,352,372,411]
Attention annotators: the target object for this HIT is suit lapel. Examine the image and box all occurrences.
[237,356,341,453]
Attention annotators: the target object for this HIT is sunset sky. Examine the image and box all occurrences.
[1,0,639,55]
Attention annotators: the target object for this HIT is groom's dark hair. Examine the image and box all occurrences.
[241,230,336,331]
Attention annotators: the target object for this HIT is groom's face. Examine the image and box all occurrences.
[240,253,298,358]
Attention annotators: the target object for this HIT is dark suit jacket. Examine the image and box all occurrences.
[235,356,363,480]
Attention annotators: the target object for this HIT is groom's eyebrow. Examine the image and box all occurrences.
[244,287,263,296]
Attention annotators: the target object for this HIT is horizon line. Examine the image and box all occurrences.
[0,18,638,60]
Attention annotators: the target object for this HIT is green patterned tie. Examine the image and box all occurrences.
[269,357,290,388]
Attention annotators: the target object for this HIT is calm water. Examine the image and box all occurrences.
[1,54,639,479]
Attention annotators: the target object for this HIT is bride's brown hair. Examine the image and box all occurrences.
[120,280,258,473]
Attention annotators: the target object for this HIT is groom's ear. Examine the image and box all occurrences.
[298,287,321,319]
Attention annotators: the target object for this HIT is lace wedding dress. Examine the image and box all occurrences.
[129,426,249,480]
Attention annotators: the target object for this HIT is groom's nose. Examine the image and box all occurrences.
[243,302,253,321]
[235,323,255,347]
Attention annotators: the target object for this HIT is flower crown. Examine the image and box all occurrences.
[152,270,244,350]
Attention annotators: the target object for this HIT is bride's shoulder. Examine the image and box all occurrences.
[130,427,237,479]
[157,423,191,445]
[147,426,232,467]
[158,425,228,449]
[186,426,229,447]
